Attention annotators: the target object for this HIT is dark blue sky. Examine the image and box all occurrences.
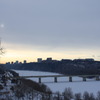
[0,0,100,63]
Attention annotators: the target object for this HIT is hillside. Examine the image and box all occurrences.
[0,65,52,100]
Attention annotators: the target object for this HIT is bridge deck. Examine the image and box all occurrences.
[19,74,100,78]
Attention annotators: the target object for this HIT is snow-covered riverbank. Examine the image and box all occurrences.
[15,70,100,95]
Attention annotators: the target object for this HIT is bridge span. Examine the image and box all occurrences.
[13,74,100,83]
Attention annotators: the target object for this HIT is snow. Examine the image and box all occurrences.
[14,70,100,95]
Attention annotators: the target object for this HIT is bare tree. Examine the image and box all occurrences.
[89,93,95,100]
[74,93,82,100]
[96,91,100,100]
[0,38,4,55]
[63,87,73,100]
[83,91,90,100]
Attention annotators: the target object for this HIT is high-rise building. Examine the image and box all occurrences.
[15,61,19,64]
[23,60,27,64]
[37,58,42,63]
[11,62,14,64]
[46,58,52,61]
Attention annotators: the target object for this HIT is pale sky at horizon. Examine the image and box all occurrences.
[0,0,100,63]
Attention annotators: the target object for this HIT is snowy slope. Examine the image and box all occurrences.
[15,70,100,95]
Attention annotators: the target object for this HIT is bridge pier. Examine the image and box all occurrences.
[96,76,99,81]
[69,76,72,82]
[54,77,57,83]
[39,77,41,83]
[83,77,86,81]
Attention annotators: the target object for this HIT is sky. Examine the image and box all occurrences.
[0,0,100,63]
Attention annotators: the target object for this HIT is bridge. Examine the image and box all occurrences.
[10,74,100,83]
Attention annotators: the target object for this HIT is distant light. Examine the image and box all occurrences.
[0,24,4,28]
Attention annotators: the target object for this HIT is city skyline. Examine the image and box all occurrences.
[6,57,95,64]
[0,0,100,63]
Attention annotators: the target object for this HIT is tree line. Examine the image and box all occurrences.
[5,59,100,75]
